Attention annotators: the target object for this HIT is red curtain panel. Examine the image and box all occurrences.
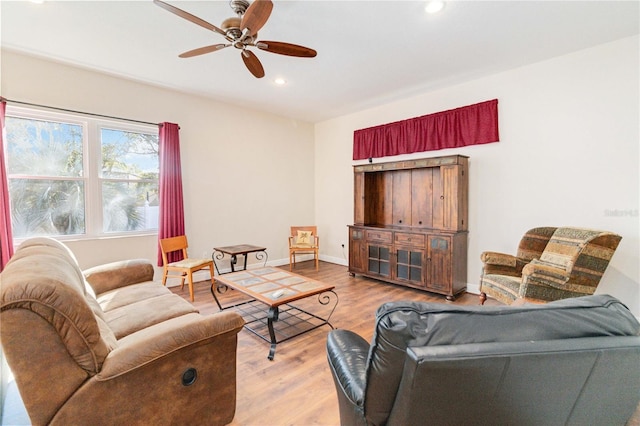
[353,99,499,160]
[157,122,186,266]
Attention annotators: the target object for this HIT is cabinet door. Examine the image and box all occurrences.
[441,164,468,231]
[392,170,412,226]
[367,244,391,278]
[427,235,451,292]
[432,167,444,229]
[354,172,365,225]
[394,246,425,287]
[411,168,433,227]
[349,228,366,273]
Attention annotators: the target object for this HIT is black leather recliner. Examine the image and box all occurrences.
[326,295,640,426]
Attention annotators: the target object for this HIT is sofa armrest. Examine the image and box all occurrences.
[52,311,245,425]
[522,260,570,289]
[481,251,516,267]
[326,330,369,406]
[83,259,155,296]
[480,251,521,276]
[98,311,244,379]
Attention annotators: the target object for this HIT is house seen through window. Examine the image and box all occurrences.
[4,106,159,239]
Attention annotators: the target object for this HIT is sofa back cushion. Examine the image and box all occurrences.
[516,226,557,262]
[1,239,116,375]
[363,295,639,425]
[539,227,604,271]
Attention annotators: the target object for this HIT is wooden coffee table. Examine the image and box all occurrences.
[212,267,338,360]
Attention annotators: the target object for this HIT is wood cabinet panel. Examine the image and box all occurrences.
[427,235,451,292]
[431,166,444,229]
[366,229,392,243]
[348,227,366,274]
[350,155,469,300]
[392,170,412,226]
[354,172,365,225]
[411,168,433,228]
[395,232,425,246]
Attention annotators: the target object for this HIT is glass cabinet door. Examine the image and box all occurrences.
[395,247,424,285]
[368,244,391,277]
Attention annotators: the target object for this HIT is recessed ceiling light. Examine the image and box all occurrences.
[425,1,445,14]
[30,0,45,3]
[274,78,287,86]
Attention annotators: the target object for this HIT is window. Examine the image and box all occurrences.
[4,106,159,240]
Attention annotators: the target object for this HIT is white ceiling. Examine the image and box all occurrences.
[1,1,638,123]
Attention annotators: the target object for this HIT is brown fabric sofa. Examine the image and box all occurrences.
[0,237,244,426]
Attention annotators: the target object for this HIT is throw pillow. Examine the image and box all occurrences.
[297,230,313,246]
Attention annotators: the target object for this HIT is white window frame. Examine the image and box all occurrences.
[4,105,159,242]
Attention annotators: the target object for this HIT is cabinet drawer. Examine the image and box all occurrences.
[366,229,392,243]
[395,233,425,246]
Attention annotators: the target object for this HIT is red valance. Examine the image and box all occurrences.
[353,99,499,160]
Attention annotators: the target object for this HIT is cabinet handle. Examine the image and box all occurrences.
[398,220,402,224]
[418,221,422,225]
[440,195,445,200]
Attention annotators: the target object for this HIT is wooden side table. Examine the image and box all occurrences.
[212,244,268,275]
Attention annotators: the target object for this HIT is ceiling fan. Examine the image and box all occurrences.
[154,0,317,79]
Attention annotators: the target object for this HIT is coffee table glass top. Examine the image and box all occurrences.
[215,267,334,306]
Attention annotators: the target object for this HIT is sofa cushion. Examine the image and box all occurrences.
[363,295,639,426]
[97,282,173,312]
[104,293,198,339]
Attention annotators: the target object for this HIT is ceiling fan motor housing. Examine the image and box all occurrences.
[229,0,250,16]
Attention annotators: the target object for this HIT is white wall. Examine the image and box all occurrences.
[315,35,640,316]
[1,50,316,278]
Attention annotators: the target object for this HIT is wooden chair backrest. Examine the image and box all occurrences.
[159,235,189,265]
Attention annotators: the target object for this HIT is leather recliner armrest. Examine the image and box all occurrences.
[326,330,369,406]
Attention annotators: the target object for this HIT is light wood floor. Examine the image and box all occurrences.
[172,261,640,426]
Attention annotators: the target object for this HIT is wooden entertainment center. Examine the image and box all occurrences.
[348,155,468,300]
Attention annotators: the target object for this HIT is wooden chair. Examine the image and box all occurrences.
[288,226,319,271]
[159,235,214,302]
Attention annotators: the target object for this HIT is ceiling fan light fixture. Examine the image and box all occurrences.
[155,0,316,79]
[425,1,445,14]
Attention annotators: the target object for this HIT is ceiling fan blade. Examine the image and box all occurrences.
[241,50,265,78]
[256,41,317,58]
[154,0,227,38]
[241,0,273,37]
[179,44,230,58]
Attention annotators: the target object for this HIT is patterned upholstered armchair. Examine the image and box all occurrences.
[480,227,622,305]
